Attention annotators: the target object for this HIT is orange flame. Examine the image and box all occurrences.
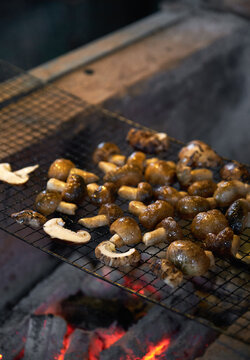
[142,338,170,360]
[123,276,161,300]
[54,324,74,360]
[0,354,3,359]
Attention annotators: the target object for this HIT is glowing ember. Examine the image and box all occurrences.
[142,338,171,360]
[0,354,3,359]
[123,276,161,300]
[13,348,24,360]
[54,324,74,360]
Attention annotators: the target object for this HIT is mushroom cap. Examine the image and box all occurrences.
[166,240,210,276]
[178,140,222,168]
[145,160,175,186]
[48,159,75,181]
[154,186,184,207]
[110,217,142,245]
[191,209,228,240]
[203,227,235,257]
[98,203,124,224]
[177,196,212,220]
[89,182,116,205]
[104,164,142,187]
[137,182,153,202]
[62,174,86,203]
[11,210,47,228]
[139,200,174,230]
[127,151,146,170]
[226,198,250,234]
[126,128,169,153]
[93,142,120,163]
[220,161,250,182]
[214,180,248,207]
[188,179,217,197]
[35,190,62,216]
[156,217,183,242]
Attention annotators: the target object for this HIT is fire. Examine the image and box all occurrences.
[54,324,74,360]
[142,338,171,360]
[0,354,3,359]
[123,276,161,300]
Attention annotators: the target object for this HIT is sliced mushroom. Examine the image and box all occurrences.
[69,168,99,184]
[110,217,142,245]
[78,203,123,229]
[43,218,90,244]
[95,240,140,267]
[203,227,240,257]
[178,140,222,168]
[93,142,126,166]
[0,163,39,185]
[11,210,46,228]
[191,209,228,241]
[150,258,183,288]
[35,190,77,216]
[176,163,213,187]
[220,161,249,182]
[98,161,118,174]
[143,217,182,246]
[48,159,75,181]
[177,196,216,220]
[87,182,116,205]
[104,164,142,187]
[129,200,174,230]
[145,160,175,186]
[166,240,214,276]
[126,128,169,153]
[187,179,217,198]
[226,198,250,234]
[154,186,187,207]
[126,151,146,171]
[213,180,250,207]
[118,182,153,202]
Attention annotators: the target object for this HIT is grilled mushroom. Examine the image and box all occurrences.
[98,161,118,174]
[213,180,250,207]
[154,186,187,207]
[48,159,75,181]
[145,160,175,186]
[11,210,46,228]
[126,128,169,153]
[126,151,146,171]
[44,218,90,244]
[191,209,228,241]
[104,164,142,187]
[143,217,182,246]
[176,163,213,187]
[226,198,250,234]
[118,182,153,202]
[110,217,142,245]
[129,200,174,230]
[178,140,222,168]
[0,163,39,185]
[35,190,77,216]
[150,258,183,288]
[87,182,116,205]
[220,161,249,182]
[93,142,126,166]
[166,240,214,276]
[78,203,123,229]
[177,196,216,219]
[187,179,217,197]
[47,174,86,203]
[69,168,99,184]
[203,227,240,257]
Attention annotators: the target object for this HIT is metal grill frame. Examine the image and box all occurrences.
[0,60,249,344]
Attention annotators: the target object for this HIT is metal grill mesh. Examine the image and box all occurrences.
[0,60,249,344]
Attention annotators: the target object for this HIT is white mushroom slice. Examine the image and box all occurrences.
[0,163,39,185]
[56,202,77,215]
[98,161,118,174]
[95,240,140,267]
[44,218,91,244]
[47,178,66,192]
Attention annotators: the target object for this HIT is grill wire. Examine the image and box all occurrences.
[0,60,249,344]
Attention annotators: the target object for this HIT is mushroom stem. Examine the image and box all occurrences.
[70,168,99,184]
[87,183,99,196]
[143,227,166,246]
[78,215,108,229]
[47,178,66,192]
[109,154,126,166]
[129,201,147,217]
[109,233,124,247]
[98,161,118,174]
[118,186,138,200]
[231,235,241,257]
[204,250,215,268]
[56,201,77,215]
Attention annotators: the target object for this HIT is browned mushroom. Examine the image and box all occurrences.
[187,179,217,198]
[166,240,214,276]
[203,227,240,257]
[93,142,126,166]
[48,159,75,181]
[143,217,182,246]
[129,200,174,230]
[226,198,250,234]
[126,151,146,171]
[145,160,175,186]
[191,209,228,241]
[110,217,142,246]
[177,196,216,220]
[118,182,153,202]
[78,203,123,229]
[220,161,249,182]
[69,168,99,184]
[87,182,116,205]
[61,174,86,203]
[154,186,187,207]
[176,163,213,187]
[95,241,140,267]
[213,180,250,207]
[35,190,77,216]
[98,161,118,174]
[178,140,222,168]
[126,128,169,153]
[104,164,142,187]
[150,258,183,288]
[11,210,47,228]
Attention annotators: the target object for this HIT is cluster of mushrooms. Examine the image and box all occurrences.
[10,128,250,289]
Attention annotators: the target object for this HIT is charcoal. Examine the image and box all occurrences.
[23,314,67,360]
[64,329,92,360]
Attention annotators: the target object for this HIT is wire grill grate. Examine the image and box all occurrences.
[0,60,249,344]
